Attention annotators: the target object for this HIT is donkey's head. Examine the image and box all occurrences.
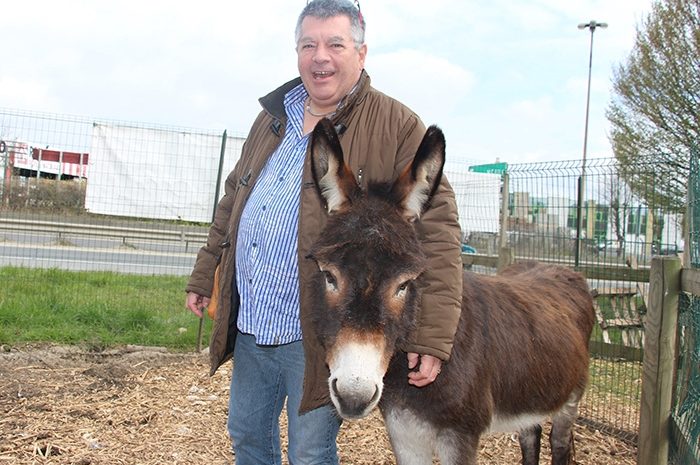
[307,118,445,420]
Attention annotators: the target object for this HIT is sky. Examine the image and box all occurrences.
[1,0,654,168]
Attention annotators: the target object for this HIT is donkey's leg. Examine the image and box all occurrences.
[549,391,581,465]
[518,423,542,465]
[383,407,435,465]
[436,429,479,465]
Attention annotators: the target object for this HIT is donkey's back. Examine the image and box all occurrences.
[381,261,595,465]
[471,262,594,418]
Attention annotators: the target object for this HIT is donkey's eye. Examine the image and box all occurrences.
[396,281,410,297]
[323,271,338,291]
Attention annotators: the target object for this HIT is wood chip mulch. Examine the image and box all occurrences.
[0,344,637,464]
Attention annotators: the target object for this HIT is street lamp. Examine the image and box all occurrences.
[578,20,608,173]
[574,20,607,267]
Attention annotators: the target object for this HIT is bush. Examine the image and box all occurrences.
[3,176,86,214]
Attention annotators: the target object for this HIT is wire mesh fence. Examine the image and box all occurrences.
[449,154,687,445]
[0,107,693,450]
[0,108,245,275]
[505,156,684,267]
[669,148,699,465]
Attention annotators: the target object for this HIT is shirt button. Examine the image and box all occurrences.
[252,243,257,248]
[261,205,266,211]
[278,176,284,182]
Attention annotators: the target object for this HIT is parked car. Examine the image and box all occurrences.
[461,244,477,254]
[652,243,684,256]
[461,244,477,270]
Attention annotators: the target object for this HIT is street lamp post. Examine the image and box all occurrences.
[574,20,607,268]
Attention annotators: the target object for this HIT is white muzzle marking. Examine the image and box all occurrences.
[328,341,385,420]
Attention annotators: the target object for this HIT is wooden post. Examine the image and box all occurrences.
[497,247,514,273]
[638,256,681,465]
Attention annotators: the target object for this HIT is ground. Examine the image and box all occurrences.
[0,344,637,464]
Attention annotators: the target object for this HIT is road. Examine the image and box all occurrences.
[0,236,200,276]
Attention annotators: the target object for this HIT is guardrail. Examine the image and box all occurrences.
[0,217,209,252]
[1,217,655,282]
[462,248,651,282]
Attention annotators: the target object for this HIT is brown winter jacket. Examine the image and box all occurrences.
[186,70,463,413]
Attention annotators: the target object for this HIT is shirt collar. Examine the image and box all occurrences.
[284,83,308,138]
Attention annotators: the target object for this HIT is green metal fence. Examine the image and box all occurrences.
[506,157,662,443]
[669,149,699,465]
[450,155,689,444]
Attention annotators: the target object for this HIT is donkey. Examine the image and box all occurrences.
[307,118,595,465]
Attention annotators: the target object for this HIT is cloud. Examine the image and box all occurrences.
[0,0,654,163]
[509,97,556,121]
[0,77,56,111]
[367,49,475,121]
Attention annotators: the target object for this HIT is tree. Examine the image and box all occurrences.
[603,171,633,256]
[607,0,699,214]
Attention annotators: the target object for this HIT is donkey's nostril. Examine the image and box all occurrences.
[369,385,380,405]
[329,378,381,420]
[331,378,339,397]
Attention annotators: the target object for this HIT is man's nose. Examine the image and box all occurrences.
[313,45,330,62]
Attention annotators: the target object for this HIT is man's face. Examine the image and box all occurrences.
[297,15,367,109]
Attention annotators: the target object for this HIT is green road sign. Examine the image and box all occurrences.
[468,162,507,174]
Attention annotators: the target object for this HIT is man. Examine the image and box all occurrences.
[185,1,463,463]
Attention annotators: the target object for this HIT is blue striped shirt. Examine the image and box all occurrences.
[235,84,309,345]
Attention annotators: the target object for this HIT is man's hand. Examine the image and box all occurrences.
[186,291,211,318]
[407,353,442,387]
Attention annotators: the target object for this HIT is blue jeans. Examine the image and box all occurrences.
[228,331,342,465]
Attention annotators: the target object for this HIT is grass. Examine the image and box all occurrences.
[0,266,212,350]
[588,358,643,406]
[0,266,642,415]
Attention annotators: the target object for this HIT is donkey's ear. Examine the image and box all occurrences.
[392,125,446,221]
[310,118,358,214]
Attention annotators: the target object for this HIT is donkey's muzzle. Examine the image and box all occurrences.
[330,377,381,420]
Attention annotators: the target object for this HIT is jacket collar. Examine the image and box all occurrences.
[259,70,371,125]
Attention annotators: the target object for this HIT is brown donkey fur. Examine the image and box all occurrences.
[307,119,595,465]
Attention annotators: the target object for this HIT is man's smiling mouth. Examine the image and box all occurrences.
[313,71,334,78]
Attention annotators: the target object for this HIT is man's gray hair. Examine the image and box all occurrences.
[295,0,366,49]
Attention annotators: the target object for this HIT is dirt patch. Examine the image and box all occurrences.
[0,344,637,464]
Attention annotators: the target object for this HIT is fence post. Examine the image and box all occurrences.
[497,247,514,272]
[212,130,227,222]
[575,175,583,268]
[197,130,228,353]
[685,154,694,267]
[0,139,7,206]
[499,173,509,251]
[497,174,512,272]
[638,256,681,465]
